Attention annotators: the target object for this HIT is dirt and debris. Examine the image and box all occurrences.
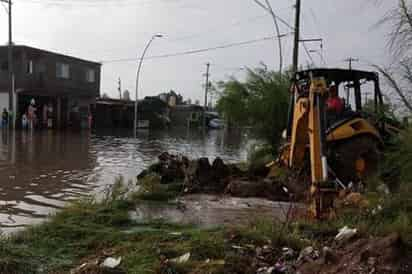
[70,250,126,274]
[220,231,411,274]
[138,152,307,202]
[297,233,411,274]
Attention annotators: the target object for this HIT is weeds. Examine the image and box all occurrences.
[132,173,184,202]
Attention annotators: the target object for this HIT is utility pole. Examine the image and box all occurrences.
[292,0,301,73]
[203,63,210,130]
[344,57,359,70]
[1,0,14,114]
[118,77,122,99]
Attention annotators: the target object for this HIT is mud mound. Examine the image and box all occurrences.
[138,152,302,201]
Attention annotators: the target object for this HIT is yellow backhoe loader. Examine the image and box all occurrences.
[281,68,399,218]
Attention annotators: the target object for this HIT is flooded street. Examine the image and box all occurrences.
[0,129,257,231]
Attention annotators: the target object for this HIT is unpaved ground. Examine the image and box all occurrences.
[296,233,412,274]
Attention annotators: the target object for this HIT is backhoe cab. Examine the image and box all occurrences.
[284,68,388,218]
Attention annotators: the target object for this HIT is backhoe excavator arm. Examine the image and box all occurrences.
[288,77,335,218]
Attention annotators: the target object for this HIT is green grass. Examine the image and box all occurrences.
[0,189,314,274]
[132,173,184,202]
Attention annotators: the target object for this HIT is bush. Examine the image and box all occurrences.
[247,144,275,168]
[382,126,412,190]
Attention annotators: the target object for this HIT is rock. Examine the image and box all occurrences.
[256,266,275,274]
[146,153,187,184]
[342,192,370,209]
[335,226,357,242]
[196,158,212,185]
[158,152,171,162]
[297,246,319,263]
[183,156,233,193]
[368,256,377,267]
[281,247,295,259]
[273,261,287,273]
[212,157,230,179]
[322,246,338,264]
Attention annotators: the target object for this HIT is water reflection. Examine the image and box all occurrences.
[0,128,258,230]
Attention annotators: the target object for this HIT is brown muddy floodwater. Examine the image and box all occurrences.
[0,128,257,232]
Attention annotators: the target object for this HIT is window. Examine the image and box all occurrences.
[1,61,8,71]
[86,68,95,83]
[56,63,70,79]
[38,63,46,73]
[27,60,34,74]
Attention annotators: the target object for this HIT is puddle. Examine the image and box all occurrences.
[130,194,303,228]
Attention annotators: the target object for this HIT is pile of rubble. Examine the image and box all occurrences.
[224,230,409,274]
[138,152,305,201]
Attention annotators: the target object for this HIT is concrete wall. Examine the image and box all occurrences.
[0,92,9,112]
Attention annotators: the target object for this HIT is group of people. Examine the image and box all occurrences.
[1,99,54,130]
[21,99,54,130]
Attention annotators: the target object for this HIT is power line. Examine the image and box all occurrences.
[168,14,270,43]
[19,0,151,6]
[18,0,196,9]
[100,35,289,63]
[18,0,316,67]
[264,4,315,67]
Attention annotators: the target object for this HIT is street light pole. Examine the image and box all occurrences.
[253,0,283,74]
[1,0,13,121]
[134,34,163,137]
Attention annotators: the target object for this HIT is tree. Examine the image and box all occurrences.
[216,65,290,145]
[376,0,412,113]
[381,0,412,59]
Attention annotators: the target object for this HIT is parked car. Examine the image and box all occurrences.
[208,118,224,129]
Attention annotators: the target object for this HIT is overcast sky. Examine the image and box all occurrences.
[0,0,395,102]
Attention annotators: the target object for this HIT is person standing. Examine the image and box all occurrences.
[22,112,28,129]
[47,103,53,129]
[326,85,344,114]
[28,99,37,130]
[42,104,48,129]
[2,108,8,129]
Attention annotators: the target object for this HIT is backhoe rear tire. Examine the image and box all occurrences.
[330,135,380,188]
